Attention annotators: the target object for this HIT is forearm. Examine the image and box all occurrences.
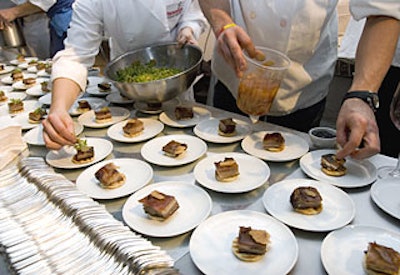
[50,78,81,113]
[198,0,233,35]
[350,16,400,92]
[11,2,43,18]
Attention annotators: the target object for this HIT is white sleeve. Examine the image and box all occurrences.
[178,0,207,39]
[51,0,104,91]
[28,0,56,12]
[350,0,400,21]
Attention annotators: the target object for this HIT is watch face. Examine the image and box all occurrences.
[371,94,379,109]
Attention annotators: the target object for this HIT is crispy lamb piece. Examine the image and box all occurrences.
[290,186,322,210]
[11,69,23,81]
[78,100,92,111]
[162,140,187,157]
[218,118,236,135]
[95,107,112,122]
[41,81,50,92]
[122,118,144,137]
[23,77,36,86]
[237,226,268,255]
[321,153,346,171]
[72,139,94,163]
[139,190,180,220]
[8,99,24,114]
[98,82,111,91]
[29,107,47,122]
[174,106,193,120]
[365,242,400,275]
[263,132,285,151]
[214,157,239,181]
[0,91,7,102]
[94,163,125,188]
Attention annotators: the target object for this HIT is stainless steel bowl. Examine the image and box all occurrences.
[104,43,203,103]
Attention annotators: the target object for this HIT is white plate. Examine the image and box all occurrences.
[122,181,212,237]
[69,97,108,116]
[11,112,44,130]
[159,106,211,128]
[0,100,41,117]
[45,138,113,169]
[1,73,36,85]
[86,76,116,96]
[189,210,298,275]
[241,131,309,162]
[321,225,400,275]
[299,149,377,188]
[0,85,13,93]
[193,152,270,193]
[38,92,52,105]
[141,134,207,166]
[107,118,164,143]
[134,98,179,114]
[9,57,38,66]
[25,78,49,96]
[262,179,355,232]
[77,106,130,128]
[36,70,51,77]
[23,122,83,146]
[194,117,252,143]
[0,92,26,105]
[371,178,400,220]
[76,158,153,200]
[0,65,15,75]
[105,92,134,104]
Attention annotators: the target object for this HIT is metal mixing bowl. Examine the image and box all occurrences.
[104,43,203,103]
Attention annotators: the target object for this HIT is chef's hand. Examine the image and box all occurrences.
[215,24,264,78]
[335,99,380,160]
[177,27,198,46]
[0,8,17,29]
[42,108,77,150]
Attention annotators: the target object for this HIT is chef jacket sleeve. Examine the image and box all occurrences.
[350,0,400,21]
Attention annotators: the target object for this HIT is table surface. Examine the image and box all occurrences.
[4,98,400,275]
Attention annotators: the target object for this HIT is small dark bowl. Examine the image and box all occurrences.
[308,127,337,148]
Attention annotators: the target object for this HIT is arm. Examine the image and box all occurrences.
[336,16,400,159]
[198,0,259,77]
[177,0,207,45]
[42,0,105,150]
[0,2,43,29]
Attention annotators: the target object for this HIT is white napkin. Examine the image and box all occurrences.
[0,115,28,170]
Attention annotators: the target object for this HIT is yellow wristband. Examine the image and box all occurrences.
[216,23,237,38]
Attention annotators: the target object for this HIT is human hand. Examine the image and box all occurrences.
[177,27,198,46]
[42,108,77,150]
[0,8,17,30]
[216,24,264,78]
[335,99,380,160]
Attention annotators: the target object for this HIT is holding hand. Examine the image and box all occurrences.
[42,108,77,150]
[0,8,17,29]
[177,27,197,46]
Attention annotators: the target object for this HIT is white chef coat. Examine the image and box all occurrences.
[51,0,206,93]
[28,0,56,12]
[339,17,400,68]
[212,0,400,116]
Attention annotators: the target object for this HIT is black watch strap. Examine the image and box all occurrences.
[341,91,379,112]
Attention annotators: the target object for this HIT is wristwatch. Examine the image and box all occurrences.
[341,91,379,112]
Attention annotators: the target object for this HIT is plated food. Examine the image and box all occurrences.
[8,98,24,114]
[162,140,188,158]
[214,157,240,182]
[122,118,144,137]
[95,162,126,189]
[159,106,211,128]
[46,138,113,169]
[290,186,323,215]
[189,210,298,275]
[107,118,164,143]
[77,100,92,113]
[241,131,309,162]
[175,106,193,120]
[364,242,400,275]
[94,107,112,123]
[194,152,270,193]
[0,90,8,103]
[75,158,153,199]
[263,179,355,232]
[28,107,47,124]
[97,81,112,92]
[300,149,377,188]
[218,118,237,137]
[11,69,23,82]
[321,225,400,275]
[122,181,212,237]
[138,190,180,221]
[72,138,94,164]
[232,226,270,262]
[320,153,347,177]
[263,132,285,152]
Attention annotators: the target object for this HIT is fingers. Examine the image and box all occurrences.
[335,100,380,160]
[42,112,76,150]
